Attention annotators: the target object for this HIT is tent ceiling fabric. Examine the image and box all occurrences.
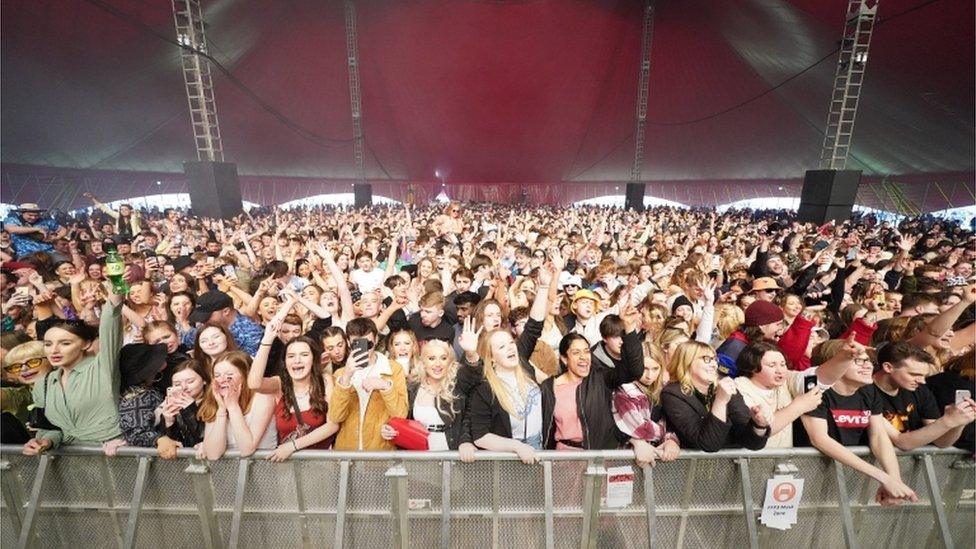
[1,0,973,189]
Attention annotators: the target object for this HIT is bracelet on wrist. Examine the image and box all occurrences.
[291,439,299,451]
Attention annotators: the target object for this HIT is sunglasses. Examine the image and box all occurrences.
[5,357,45,374]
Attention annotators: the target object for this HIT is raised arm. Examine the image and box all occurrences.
[247,316,286,395]
[909,284,975,348]
[316,242,355,324]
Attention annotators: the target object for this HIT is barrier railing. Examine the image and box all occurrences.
[0,445,972,549]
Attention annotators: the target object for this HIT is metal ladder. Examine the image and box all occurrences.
[818,0,879,170]
[344,0,366,183]
[630,0,656,183]
[172,0,223,162]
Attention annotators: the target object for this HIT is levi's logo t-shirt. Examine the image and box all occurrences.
[830,409,872,429]
[805,386,883,446]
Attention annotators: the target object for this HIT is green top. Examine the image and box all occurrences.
[1,385,32,423]
[32,302,123,448]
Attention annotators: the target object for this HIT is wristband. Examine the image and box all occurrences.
[260,342,273,347]
[291,439,299,451]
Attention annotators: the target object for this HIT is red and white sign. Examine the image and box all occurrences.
[761,476,804,530]
[831,409,872,429]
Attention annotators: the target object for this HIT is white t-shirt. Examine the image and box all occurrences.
[497,371,542,448]
[350,268,385,293]
[734,367,822,448]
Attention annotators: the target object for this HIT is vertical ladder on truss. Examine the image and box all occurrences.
[630,0,656,183]
[172,0,223,162]
[819,0,878,170]
[344,0,366,184]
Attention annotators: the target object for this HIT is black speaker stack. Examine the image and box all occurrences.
[797,169,861,224]
[183,161,243,219]
[624,183,645,212]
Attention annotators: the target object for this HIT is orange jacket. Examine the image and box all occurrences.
[328,355,408,450]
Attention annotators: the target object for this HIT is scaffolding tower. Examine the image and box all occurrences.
[630,0,656,183]
[344,0,366,184]
[818,0,879,170]
[172,0,223,162]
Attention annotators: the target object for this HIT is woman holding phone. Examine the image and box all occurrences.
[155,360,210,459]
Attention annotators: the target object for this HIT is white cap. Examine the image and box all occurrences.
[558,271,583,290]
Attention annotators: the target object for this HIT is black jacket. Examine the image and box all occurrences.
[465,317,544,442]
[540,330,644,450]
[661,382,769,452]
[154,401,205,448]
[405,362,480,449]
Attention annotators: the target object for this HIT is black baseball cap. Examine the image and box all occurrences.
[188,290,233,324]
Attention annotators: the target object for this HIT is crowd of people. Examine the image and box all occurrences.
[1,195,974,507]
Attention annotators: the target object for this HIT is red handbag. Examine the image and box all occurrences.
[388,417,430,451]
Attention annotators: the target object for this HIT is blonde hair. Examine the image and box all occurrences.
[388,329,420,376]
[637,340,667,406]
[412,340,459,419]
[5,341,45,367]
[658,327,690,351]
[714,304,745,340]
[478,328,533,417]
[667,341,715,396]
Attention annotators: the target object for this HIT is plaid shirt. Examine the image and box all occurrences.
[611,382,679,446]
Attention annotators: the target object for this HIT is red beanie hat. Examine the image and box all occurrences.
[744,300,785,327]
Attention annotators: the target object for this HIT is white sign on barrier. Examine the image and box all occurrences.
[760,475,804,530]
[605,466,634,508]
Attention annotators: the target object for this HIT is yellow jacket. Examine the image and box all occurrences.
[328,354,408,450]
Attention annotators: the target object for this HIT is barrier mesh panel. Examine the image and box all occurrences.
[347,460,394,512]
[0,509,17,549]
[238,514,305,547]
[300,459,340,512]
[448,517,493,549]
[40,455,110,506]
[209,459,240,509]
[346,516,393,547]
[449,460,494,512]
[135,513,206,547]
[0,449,971,548]
[139,458,198,510]
[245,460,300,511]
[306,515,338,544]
[34,509,121,547]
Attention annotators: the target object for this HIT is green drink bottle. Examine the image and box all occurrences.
[105,245,129,295]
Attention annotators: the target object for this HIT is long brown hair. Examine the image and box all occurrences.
[280,337,328,420]
[198,351,254,422]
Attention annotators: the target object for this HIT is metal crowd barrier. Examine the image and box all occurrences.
[0,445,972,549]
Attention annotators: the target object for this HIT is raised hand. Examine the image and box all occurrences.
[459,317,483,354]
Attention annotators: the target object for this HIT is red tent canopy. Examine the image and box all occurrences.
[2,0,973,211]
